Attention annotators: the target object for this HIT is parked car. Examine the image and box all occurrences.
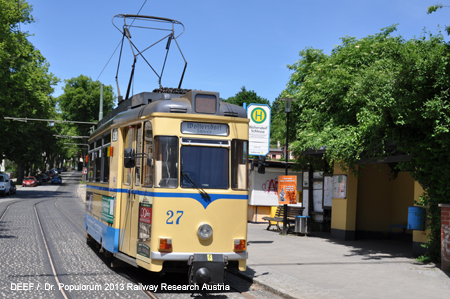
[9,182,16,195]
[35,174,44,185]
[23,176,38,187]
[49,169,58,178]
[0,173,11,196]
[40,173,49,182]
[51,175,62,184]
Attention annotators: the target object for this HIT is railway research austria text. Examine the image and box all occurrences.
[11,282,231,292]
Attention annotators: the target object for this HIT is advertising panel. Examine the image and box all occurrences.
[278,175,298,204]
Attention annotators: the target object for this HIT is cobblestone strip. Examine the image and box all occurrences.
[0,199,63,298]
[35,180,149,298]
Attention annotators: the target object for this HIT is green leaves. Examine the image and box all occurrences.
[0,0,60,176]
[284,25,450,262]
[224,86,270,107]
[56,75,115,136]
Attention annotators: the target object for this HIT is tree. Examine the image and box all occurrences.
[0,0,59,181]
[427,4,450,34]
[224,86,270,107]
[56,75,115,136]
[282,25,450,262]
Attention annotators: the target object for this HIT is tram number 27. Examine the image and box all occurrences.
[166,210,184,225]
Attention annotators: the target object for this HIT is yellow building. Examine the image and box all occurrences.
[331,162,428,256]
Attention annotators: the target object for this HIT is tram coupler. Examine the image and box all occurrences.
[188,254,227,285]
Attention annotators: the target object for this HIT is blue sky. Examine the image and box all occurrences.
[24,0,450,104]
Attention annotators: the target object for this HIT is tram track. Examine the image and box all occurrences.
[34,197,70,299]
[53,191,260,299]
[51,185,160,299]
[52,188,263,299]
[1,188,263,299]
[0,189,72,298]
[2,177,260,299]
[0,200,18,221]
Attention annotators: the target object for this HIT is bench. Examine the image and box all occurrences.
[262,206,305,232]
[389,224,408,234]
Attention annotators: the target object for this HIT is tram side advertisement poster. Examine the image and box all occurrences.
[247,104,271,156]
[278,175,297,204]
[137,201,152,261]
[100,195,115,224]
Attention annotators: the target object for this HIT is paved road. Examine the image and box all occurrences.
[0,171,276,299]
[0,171,148,298]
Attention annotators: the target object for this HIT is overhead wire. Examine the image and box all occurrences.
[96,0,148,81]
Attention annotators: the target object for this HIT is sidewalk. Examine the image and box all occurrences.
[241,223,450,299]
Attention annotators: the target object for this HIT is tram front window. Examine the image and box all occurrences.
[181,146,228,189]
[154,136,178,188]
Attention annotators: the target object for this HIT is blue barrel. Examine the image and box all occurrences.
[407,206,425,230]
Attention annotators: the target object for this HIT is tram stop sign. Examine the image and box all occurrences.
[247,104,271,156]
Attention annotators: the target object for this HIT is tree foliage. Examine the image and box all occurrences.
[427,3,450,35]
[224,86,270,107]
[282,25,450,262]
[0,0,60,179]
[56,75,115,135]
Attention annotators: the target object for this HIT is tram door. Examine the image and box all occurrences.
[119,124,142,256]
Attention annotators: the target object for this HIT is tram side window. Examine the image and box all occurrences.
[142,122,153,188]
[135,124,142,186]
[154,136,178,188]
[123,127,132,185]
[88,142,94,182]
[94,148,101,182]
[103,133,111,183]
[231,140,248,190]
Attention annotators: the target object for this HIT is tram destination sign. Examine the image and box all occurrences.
[247,104,271,156]
[181,122,229,136]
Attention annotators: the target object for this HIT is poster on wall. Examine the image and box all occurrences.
[323,176,333,208]
[302,171,309,188]
[313,189,324,212]
[278,175,297,205]
[313,171,324,179]
[302,189,309,217]
[332,175,347,199]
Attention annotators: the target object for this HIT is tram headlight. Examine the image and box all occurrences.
[198,223,213,240]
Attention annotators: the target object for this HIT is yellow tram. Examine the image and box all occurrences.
[85,89,249,284]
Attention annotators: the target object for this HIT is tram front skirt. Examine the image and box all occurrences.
[188,253,226,285]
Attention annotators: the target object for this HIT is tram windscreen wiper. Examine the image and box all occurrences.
[181,160,210,200]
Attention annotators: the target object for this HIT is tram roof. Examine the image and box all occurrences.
[93,90,247,135]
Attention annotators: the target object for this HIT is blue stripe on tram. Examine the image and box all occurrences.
[86,184,248,209]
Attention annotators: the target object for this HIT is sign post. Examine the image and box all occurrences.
[247,104,271,156]
[82,167,88,184]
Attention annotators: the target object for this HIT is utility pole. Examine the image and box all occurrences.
[99,84,104,121]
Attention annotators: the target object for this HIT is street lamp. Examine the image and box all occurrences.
[280,97,297,234]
